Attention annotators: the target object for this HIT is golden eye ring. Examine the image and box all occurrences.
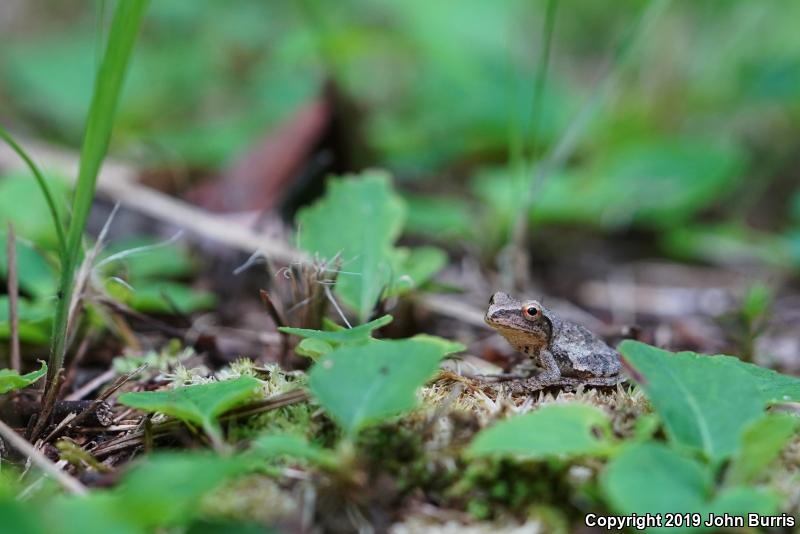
[522,305,539,321]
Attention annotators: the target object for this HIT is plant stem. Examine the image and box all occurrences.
[508,0,670,288]
[35,0,149,440]
[0,126,67,261]
[6,224,20,371]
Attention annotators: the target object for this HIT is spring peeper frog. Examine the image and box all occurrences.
[485,292,623,390]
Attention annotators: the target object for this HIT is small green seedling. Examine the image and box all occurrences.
[119,376,262,452]
[0,361,47,394]
[468,403,615,459]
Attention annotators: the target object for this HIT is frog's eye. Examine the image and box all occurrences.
[522,305,539,321]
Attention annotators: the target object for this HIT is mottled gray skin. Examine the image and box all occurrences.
[485,292,623,391]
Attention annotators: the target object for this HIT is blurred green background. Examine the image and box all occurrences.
[2,0,800,267]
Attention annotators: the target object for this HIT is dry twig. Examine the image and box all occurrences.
[0,418,87,495]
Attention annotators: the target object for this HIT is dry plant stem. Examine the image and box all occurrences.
[6,224,20,371]
[0,139,302,264]
[508,0,670,288]
[0,139,481,327]
[259,289,290,366]
[90,389,309,458]
[95,296,187,339]
[0,418,88,495]
[45,365,147,442]
[59,328,96,394]
[64,369,116,402]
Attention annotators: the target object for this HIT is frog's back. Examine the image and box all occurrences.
[551,323,621,378]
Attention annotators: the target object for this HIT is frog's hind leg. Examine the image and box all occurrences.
[560,375,626,388]
[588,375,627,387]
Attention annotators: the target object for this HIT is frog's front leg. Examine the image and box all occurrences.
[507,349,563,392]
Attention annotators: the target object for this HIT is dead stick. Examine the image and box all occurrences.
[91,389,309,457]
[259,289,290,366]
[6,223,20,371]
[45,365,147,442]
[0,418,87,495]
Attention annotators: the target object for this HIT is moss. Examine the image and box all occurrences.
[200,475,296,525]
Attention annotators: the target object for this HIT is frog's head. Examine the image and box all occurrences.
[485,292,552,352]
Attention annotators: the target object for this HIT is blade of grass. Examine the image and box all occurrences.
[35,0,149,439]
[508,0,670,287]
[0,125,67,260]
[6,224,21,371]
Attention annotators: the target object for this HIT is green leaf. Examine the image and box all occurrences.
[408,334,465,356]
[118,376,261,442]
[295,338,334,359]
[386,246,447,297]
[0,296,52,344]
[469,403,613,459]
[296,171,405,323]
[251,434,337,469]
[279,314,393,344]
[112,280,216,314]
[620,340,800,461]
[0,230,57,298]
[539,138,745,228]
[726,413,800,485]
[47,0,150,400]
[603,443,710,520]
[0,173,70,252]
[45,494,139,534]
[186,520,278,534]
[308,338,445,434]
[0,361,47,394]
[35,453,249,534]
[0,498,46,534]
[662,223,796,270]
[100,237,196,279]
[601,442,777,533]
[115,452,248,529]
[403,193,473,239]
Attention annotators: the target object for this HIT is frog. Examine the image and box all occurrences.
[484,292,624,390]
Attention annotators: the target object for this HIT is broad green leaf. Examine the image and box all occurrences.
[662,223,796,270]
[251,434,337,468]
[0,173,70,252]
[386,246,447,297]
[0,296,52,344]
[296,171,405,323]
[295,338,334,359]
[408,334,465,356]
[280,314,393,344]
[308,338,445,434]
[0,499,46,534]
[45,494,140,534]
[469,404,613,459]
[602,443,711,521]
[0,361,47,394]
[726,413,800,485]
[115,452,249,529]
[100,237,196,279]
[731,361,800,403]
[119,376,261,441]
[620,340,800,461]
[110,280,216,314]
[473,137,744,237]
[186,520,278,534]
[0,232,57,298]
[537,138,744,228]
[602,442,777,533]
[403,193,473,239]
[35,453,248,533]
